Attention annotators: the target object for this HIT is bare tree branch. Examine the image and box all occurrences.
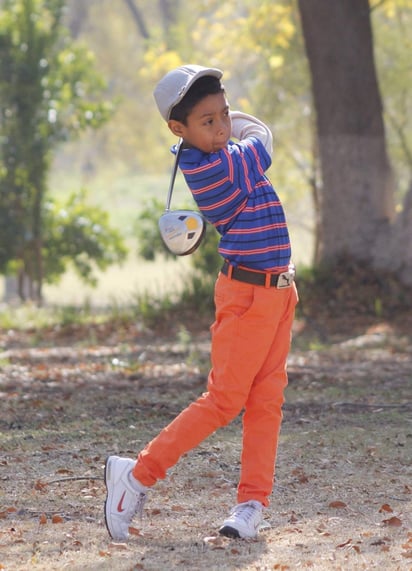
[67,0,88,38]
[159,0,173,29]
[370,0,388,13]
[123,0,150,39]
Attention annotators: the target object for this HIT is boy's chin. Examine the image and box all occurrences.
[211,143,227,153]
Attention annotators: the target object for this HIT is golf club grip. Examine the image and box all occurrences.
[165,138,183,211]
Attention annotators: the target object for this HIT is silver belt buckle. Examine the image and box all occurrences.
[277,270,294,289]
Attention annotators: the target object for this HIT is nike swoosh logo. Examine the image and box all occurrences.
[117,491,126,513]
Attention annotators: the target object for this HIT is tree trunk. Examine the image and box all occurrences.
[298,0,395,264]
[3,275,19,303]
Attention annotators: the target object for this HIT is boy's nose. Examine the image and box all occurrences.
[216,119,226,134]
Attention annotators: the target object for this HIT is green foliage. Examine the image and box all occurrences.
[130,272,215,333]
[372,3,412,200]
[134,197,222,276]
[0,299,92,330]
[296,255,412,320]
[134,197,172,260]
[43,190,127,286]
[0,0,113,145]
[133,195,219,323]
[177,271,215,314]
[190,223,221,276]
[0,0,115,300]
[130,288,177,328]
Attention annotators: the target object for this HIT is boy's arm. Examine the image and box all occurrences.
[230,110,273,156]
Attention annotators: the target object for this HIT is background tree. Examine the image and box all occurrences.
[0,0,124,302]
[297,0,412,284]
[43,190,127,287]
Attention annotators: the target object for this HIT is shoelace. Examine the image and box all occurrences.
[231,501,260,524]
[135,491,147,519]
[127,471,147,520]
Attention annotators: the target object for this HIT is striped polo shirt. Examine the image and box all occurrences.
[177,136,291,272]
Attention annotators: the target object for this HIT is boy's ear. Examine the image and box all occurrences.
[168,119,185,137]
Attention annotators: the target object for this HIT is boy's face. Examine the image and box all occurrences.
[169,92,231,154]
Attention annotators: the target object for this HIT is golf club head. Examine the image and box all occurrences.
[158,209,206,256]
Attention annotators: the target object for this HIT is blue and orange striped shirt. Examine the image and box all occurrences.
[177,136,291,272]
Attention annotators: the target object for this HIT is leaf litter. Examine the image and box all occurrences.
[0,315,411,570]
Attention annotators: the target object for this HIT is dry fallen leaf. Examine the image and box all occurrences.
[361,531,373,537]
[329,500,347,509]
[401,551,412,559]
[316,528,331,537]
[34,480,48,492]
[291,467,309,483]
[352,545,361,553]
[381,545,391,552]
[203,535,226,549]
[128,526,141,536]
[108,542,128,550]
[39,514,47,525]
[52,515,64,524]
[289,511,299,523]
[383,516,402,527]
[203,535,220,544]
[379,503,393,513]
[336,538,352,549]
[98,550,111,557]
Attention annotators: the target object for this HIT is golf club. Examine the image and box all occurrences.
[158,138,206,256]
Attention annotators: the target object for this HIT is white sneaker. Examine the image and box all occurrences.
[104,456,148,541]
[219,500,263,539]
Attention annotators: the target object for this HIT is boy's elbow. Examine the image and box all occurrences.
[261,130,273,156]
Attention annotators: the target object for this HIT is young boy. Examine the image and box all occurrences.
[104,64,298,541]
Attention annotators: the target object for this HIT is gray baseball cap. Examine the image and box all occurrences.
[153,64,223,121]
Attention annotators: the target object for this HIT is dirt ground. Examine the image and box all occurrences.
[0,315,411,570]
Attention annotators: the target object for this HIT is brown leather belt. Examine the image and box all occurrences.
[221,261,295,289]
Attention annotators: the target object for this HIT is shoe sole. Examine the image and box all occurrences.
[219,525,241,539]
[103,456,114,539]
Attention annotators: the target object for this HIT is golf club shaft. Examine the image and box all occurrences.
[165,138,183,212]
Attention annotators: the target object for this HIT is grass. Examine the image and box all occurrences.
[0,259,213,339]
[0,254,193,327]
[42,255,192,307]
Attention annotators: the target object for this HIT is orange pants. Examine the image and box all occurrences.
[133,271,298,506]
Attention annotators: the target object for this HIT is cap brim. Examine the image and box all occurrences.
[166,66,223,120]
